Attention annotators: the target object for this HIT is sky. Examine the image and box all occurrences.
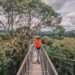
[42,0,75,31]
[0,0,75,31]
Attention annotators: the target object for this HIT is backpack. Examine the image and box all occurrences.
[34,39,42,48]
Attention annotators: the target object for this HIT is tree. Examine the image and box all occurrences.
[54,25,65,37]
[0,0,16,32]
[0,0,57,34]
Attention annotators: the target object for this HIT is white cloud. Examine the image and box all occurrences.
[41,0,48,4]
[47,0,75,31]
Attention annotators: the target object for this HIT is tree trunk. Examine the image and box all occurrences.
[28,8,31,29]
[11,7,14,31]
[8,11,10,32]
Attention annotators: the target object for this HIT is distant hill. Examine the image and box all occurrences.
[64,30,75,37]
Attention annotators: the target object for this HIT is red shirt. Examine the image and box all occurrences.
[34,39,42,48]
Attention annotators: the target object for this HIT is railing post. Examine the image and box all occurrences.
[47,60,49,75]
[28,53,32,75]
[73,62,75,75]
[26,59,28,75]
[41,47,58,75]
[44,52,47,75]
[40,49,46,75]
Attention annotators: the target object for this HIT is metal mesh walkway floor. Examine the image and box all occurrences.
[31,64,42,75]
[30,49,42,75]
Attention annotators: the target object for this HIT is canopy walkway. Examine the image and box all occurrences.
[16,45,58,75]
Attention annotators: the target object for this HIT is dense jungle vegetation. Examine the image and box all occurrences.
[0,0,57,75]
[43,36,75,75]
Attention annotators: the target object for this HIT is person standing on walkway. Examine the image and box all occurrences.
[34,36,42,63]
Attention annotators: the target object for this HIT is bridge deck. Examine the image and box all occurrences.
[30,49,42,75]
[16,45,58,75]
[31,64,42,75]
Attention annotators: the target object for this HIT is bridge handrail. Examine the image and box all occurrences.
[16,45,32,75]
[16,44,58,75]
[41,47,58,75]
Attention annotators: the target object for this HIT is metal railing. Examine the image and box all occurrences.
[16,45,33,75]
[16,45,58,75]
[40,47,58,75]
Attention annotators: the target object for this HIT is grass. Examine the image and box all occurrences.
[53,37,75,49]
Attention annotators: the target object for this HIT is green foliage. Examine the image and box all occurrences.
[53,25,65,39]
[0,29,31,75]
[43,37,75,75]
[42,36,53,46]
[0,44,27,75]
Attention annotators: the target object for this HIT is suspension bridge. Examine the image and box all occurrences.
[16,44,58,75]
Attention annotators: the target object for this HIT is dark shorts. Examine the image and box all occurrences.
[37,47,41,50]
